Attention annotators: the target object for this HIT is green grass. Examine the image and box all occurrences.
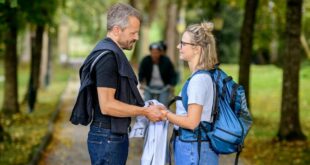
[0,63,75,165]
[174,63,310,165]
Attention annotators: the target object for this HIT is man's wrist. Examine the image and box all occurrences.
[163,110,169,117]
[141,106,149,116]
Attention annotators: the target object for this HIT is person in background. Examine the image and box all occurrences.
[160,22,219,165]
[138,42,177,106]
[159,40,167,56]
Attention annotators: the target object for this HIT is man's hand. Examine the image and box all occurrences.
[145,105,166,122]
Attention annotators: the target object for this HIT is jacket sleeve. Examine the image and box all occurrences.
[167,58,177,86]
[138,57,147,83]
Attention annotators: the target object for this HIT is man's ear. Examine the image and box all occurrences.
[111,26,120,36]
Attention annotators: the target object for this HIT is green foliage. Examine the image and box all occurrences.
[18,0,59,26]
[63,0,114,42]
[185,0,244,63]
[253,0,286,64]
[0,0,17,7]
[303,0,310,45]
[0,63,75,164]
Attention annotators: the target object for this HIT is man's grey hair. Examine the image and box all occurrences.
[107,3,142,31]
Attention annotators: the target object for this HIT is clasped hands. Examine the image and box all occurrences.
[145,104,170,122]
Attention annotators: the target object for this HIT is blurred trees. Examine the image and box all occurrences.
[165,0,182,66]
[129,0,161,65]
[0,0,20,116]
[277,0,306,141]
[18,0,59,112]
[63,0,111,42]
[0,0,19,142]
[238,0,259,107]
[302,2,310,58]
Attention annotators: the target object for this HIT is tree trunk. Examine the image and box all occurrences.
[301,34,310,59]
[21,24,31,63]
[2,3,19,115]
[147,0,158,26]
[238,0,259,109]
[27,25,44,112]
[129,0,140,66]
[0,123,4,142]
[165,1,178,65]
[277,0,306,141]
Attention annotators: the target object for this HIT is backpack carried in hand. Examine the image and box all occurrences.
[177,65,252,164]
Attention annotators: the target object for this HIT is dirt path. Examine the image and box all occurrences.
[39,76,90,165]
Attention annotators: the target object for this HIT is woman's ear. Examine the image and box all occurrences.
[194,46,202,56]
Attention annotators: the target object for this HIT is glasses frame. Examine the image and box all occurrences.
[180,40,196,48]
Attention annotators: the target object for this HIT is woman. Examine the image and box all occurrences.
[161,22,219,165]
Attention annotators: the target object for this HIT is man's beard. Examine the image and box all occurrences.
[121,40,136,50]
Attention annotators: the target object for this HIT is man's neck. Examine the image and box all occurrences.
[106,33,122,49]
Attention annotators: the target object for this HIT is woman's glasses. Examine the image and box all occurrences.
[180,41,196,48]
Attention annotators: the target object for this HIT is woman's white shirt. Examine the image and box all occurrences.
[175,73,214,129]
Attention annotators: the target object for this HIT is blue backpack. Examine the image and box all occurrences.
[175,66,252,163]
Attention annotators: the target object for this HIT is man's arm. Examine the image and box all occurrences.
[97,87,165,122]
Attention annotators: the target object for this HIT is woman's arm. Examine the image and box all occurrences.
[162,104,202,130]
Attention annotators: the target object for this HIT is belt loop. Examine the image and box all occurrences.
[99,122,102,128]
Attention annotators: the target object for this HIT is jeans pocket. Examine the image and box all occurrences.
[88,132,106,144]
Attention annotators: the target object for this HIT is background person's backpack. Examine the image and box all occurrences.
[178,65,252,164]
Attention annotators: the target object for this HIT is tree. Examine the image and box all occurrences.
[19,0,58,112]
[129,0,160,66]
[238,0,259,108]
[27,24,44,112]
[0,0,20,142]
[0,0,19,115]
[165,0,180,65]
[277,0,306,141]
[129,0,141,66]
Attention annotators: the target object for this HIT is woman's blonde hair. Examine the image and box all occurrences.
[185,21,219,70]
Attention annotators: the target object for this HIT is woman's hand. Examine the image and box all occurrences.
[160,109,170,120]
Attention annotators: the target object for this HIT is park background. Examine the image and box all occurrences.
[0,0,310,164]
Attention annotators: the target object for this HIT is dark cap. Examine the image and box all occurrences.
[159,41,167,51]
[149,42,164,51]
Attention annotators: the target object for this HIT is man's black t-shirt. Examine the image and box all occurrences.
[94,52,118,88]
[92,51,118,122]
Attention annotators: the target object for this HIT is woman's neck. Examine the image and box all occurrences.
[188,61,197,73]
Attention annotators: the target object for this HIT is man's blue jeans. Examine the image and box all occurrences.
[87,126,129,165]
[174,136,219,165]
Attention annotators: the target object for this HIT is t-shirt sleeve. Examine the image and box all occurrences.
[187,73,213,106]
[94,52,118,88]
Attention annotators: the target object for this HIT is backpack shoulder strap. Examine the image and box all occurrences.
[181,70,213,111]
[90,50,111,73]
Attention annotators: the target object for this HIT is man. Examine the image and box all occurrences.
[70,3,165,165]
[138,42,177,106]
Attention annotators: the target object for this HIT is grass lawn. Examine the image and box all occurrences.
[0,62,76,165]
[175,63,310,165]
